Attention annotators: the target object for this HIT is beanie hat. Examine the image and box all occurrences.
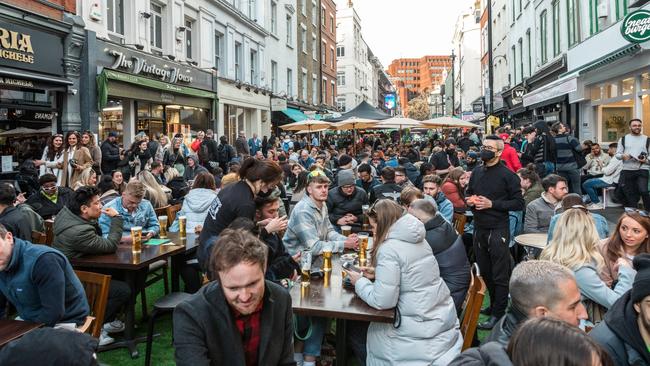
[39,174,57,186]
[632,254,650,303]
[338,154,353,167]
[337,169,355,187]
[108,131,118,138]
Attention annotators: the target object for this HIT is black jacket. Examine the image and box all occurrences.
[448,342,513,366]
[200,137,219,165]
[369,182,402,203]
[167,177,189,205]
[423,215,470,313]
[26,187,74,220]
[591,291,650,366]
[260,228,300,281]
[467,162,525,229]
[485,304,529,346]
[173,280,295,366]
[403,162,420,183]
[326,186,368,228]
[100,139,120,174]
[458,137,475,152]
[0,206,33,240]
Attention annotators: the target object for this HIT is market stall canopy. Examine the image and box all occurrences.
[324,101,391,122]
[371,116,423,130]
[279,119,332,131]
[422,116,479,129]
[280,108,309,122]
[331,117,379,130]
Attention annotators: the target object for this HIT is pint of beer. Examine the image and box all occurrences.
[341,225,352,236]
[358,232,369,262]
[362,205,370,230]
[322,249,332,272]
[179,216,187,238]
[300,251,312,287]
[131,226,143,254]
[158,216,168,239]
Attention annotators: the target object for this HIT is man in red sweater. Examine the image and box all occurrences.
[499,133,522,172]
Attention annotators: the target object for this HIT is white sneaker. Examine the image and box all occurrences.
[98,330,115,346]
[103,320,125,333]
[587,202,604,211]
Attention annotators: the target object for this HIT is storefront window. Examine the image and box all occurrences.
[166,105,208,146]
[100,99,124,145]
[622,77,635,95]
[223,104,245,145]
[590,85,602,101]
[601,105,633,142]
[642,73,650,92]
[604,82,619,99]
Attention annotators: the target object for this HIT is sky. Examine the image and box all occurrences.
[341,0,476,67]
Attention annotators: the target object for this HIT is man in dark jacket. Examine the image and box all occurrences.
[255,196,299,281]
[398,157,420,184]
[327,170,368,231]
[408,199,470,313]
[217,135,237,173]
[591,254,650,366]
[52,186,130,346]
[234,130,250,157]
[0,182,33,241]
[199,129,220,168]
[356,163,380,196]
[467,135,525,329]
[369,167,403,203]
[173,228,294,366]
[0,223,89,327]
[485,260,586,345]
[26,174,73,220]
[100,132,121,174]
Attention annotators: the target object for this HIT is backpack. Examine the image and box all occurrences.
[282,140,291,152]
[217,144,230,163]
[198,141,210,165]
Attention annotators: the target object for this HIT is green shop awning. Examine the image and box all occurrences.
[97,69,216,110]
[281,108,308,122]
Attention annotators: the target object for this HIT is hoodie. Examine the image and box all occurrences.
[448,342,514,366]
[590,291,650,366]
[170,188,219,233]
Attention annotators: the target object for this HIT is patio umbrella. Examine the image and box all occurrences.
[331,117,380,154]
[279,119,332,131]
[294,127,330,134]
[371,117,423,142]
[0,127,39,136]
[421,116,479,129]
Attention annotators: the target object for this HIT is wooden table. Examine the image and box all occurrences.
[0,319,43,347]
[70,234,192,358]
[290,254,394,366]
[514,233,548,260]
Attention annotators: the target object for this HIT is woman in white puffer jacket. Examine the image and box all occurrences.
[169,172,218,233]
[346,199,462,366]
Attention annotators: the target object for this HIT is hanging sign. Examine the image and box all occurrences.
[621,10,650,44]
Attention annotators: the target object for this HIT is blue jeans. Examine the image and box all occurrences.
[582,178,612,204]
[296,316,327,357]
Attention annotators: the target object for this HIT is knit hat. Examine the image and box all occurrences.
[337,169,355,187]
[632,254,650,303]
[338,154,353,167]
[38,174,57,186]
[108,131,118,138]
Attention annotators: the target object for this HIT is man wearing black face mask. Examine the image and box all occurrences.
[466,135,525,331]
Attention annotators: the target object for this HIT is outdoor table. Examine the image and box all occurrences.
[514,233,548,260]
[0,319,43,347]
[70,236,190,358]
[290,254,394,366]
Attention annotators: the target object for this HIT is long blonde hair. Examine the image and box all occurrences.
[368,199,405,267]
[77,167,97,188]
[540,208,604,270]
[137,170,168,208]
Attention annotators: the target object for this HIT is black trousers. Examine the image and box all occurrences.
[473,226,512,318]
[105,279,131,323]
[619,170,650,209]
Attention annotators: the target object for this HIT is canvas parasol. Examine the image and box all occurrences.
[421,116,479,129]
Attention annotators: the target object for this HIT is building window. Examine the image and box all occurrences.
[214,31,224,71]
[301,26,307,53]
[322,42,327,65]
[150,3,163,50]
[248,0,256,19]
[286,15,293,45]
[321,7,326,25]
[311,1,317,25]
[591,0,612,34]
[185,19,194,60]
[526,29,531,77]
[539,10,548,65]
[337,46,345,57]
[235,42,243,80]
[312,34,317,60]
[330,47,334,67]
[331,81,335,106]
[337,97,346,111]
[300,0,305,15]
[330,15,334,33]
[322,79,327,103]
[271,61,278,92]
[567,0,579,46]
[337,72,345,86]
[511,45,517,84]
[518,38,523,82]
[301,72,307,100]
[312,75,318,104]
[287,68,293,96]
[250,49,258,84]
[271,1,278,34]
[552,0,560,57]
[107,0,124,35]
[511,0,516,22]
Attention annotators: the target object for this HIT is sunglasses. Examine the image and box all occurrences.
[625,207,649,217]
[307,169,328,182]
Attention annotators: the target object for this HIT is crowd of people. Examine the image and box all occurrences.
[1,118,650,365]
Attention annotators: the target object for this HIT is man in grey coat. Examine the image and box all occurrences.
[524,174,567,234]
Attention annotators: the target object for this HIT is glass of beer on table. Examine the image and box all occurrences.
[341,225,352,237]
[358,232,369,264]
[131,226,142,254]
[158,215,168,239]
[300,251,312,287]
[362,205,370,230]
[322,248,332,272]
[179,216,187,238]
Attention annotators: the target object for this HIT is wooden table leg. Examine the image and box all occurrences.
[335,318,347,366]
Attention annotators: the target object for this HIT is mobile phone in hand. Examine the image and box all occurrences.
[342,261,361,273]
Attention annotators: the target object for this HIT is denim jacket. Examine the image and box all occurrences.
[99,197,160,237]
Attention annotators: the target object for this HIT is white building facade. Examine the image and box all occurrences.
[452,6,482,118]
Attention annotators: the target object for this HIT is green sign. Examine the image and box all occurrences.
[621,10,650,43]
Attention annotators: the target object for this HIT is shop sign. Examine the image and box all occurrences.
[472,102,484,113]
[108,49,193,84]
[0,20,64,76]
[271,97,287,111]
[621,10,650,44]
[0,77,33,88]
[511,86,527,105]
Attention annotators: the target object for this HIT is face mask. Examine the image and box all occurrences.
[480,149,495,162]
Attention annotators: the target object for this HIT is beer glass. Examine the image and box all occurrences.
[179,216,187,238]
[131,226,142,254]
[362,205,370,230]
[300,251,312,287]
[341,225,352,237]
[358,232,369,263]
[322,248,332,272]
[158,215,168,239]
